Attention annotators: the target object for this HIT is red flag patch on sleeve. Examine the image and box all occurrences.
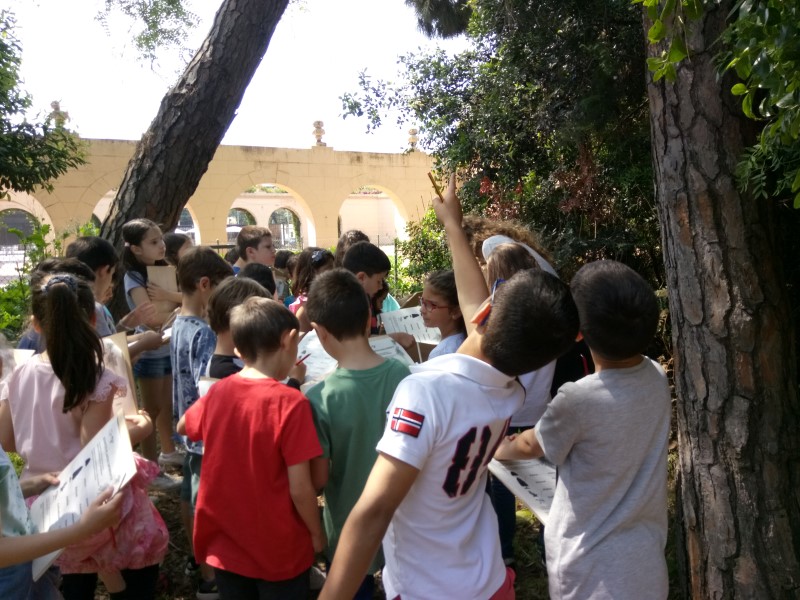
[390,407,425,438]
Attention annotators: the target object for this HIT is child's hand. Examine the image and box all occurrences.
[389,332,415,349]
[493,434,519,461]
[78,488,123,535]
[139,330,165,352]
[19,472,59,498]
[119,302,157,330]
[145,282,169,302]
[432,174,463,230]
[312,530,327,554]
[125,410,154,443]
[289,361,307,383]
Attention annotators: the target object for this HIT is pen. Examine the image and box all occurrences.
[295,353,311,366]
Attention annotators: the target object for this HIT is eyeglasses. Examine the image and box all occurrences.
[419,297,450,311]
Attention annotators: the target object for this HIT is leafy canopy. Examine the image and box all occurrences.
[344,0,662,285]
[0,11,85,198]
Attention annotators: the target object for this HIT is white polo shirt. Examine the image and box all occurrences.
[376,353,524,600]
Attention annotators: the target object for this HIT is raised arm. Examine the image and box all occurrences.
[432,175,490,334]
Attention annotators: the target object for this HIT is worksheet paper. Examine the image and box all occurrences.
[379,307,441,344]
[29,414,137,580]
[488,458,557,526]
[298,331,413,392]
[103,334,139,415]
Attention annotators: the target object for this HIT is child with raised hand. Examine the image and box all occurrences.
[494,260,669,599]
[319,176,580,600]
[121,218,181,484]
[289,247,334,332]
[178,297,324,599]
[0,271,168,600]
[305,269,410,599]
[170,247,233,599]
[483,241,556,567]
[420,270,466,359]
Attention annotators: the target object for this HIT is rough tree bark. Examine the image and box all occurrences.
[645,3,800,598]
[99,0,290,248]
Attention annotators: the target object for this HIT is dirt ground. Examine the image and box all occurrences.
[92,464,547,600]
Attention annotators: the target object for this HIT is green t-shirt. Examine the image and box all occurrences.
[307,358,410,570]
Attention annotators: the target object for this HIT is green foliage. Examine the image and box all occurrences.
[633,0,701,82]
[344,0,663,285]
[0,218,98,340]
[395,208,451,293]
[720,0,800,207]
[0,11,86,198]
[96,0,199,63]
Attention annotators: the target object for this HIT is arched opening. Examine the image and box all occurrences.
[175,207,201,244]
[229,182,314,248]
[226,208,257,244]
[0,209,36,284]
[338,186,407,254]
[269,208,302,251]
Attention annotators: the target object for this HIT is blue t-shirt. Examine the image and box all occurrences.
[428,331,467,360]
[170,315,216,455]
[124,270,170,360]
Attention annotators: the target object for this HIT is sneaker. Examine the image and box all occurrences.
[158,449,186,468]
[196,578,219,600]
[309,565,326,591]
[148,471,182,492]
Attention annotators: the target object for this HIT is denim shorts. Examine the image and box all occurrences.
[133,354,172,379]
[180,452,203,509]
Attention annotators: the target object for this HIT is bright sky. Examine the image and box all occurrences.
[11,0,468,153]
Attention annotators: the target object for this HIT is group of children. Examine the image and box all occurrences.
[0,173,670,600]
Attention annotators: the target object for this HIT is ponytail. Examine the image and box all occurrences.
[31,274,103,412]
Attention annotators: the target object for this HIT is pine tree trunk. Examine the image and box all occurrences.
[100,0,290,249]
[645,3,800,597]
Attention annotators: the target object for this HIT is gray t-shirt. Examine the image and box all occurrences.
[536,357,670,600]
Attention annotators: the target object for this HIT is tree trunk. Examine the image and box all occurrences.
[645,3,800,598]
[100,0,290,248]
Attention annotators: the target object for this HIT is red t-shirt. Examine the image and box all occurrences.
[184,375,322,581]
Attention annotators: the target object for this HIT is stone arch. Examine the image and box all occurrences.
[2,192,57,240]
[337,184,410,249]
[175,204,202,245]
[225,178,317,248]
[268,207,302,251]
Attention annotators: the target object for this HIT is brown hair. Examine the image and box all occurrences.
[334,229,370,267]
[30,272,103,412]
[292,247,334,296]
[236,226,271,261]
[176,246,234,292]
[207,276,271,334]
[424,270,465,333]
[462,215,553,266]
[486,243,540,283]
[230,297,298,362]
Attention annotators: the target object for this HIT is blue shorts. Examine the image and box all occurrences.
[133,354,172,379]
[180,452,203,509]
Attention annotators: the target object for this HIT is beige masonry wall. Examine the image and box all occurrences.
[27,139,435,249]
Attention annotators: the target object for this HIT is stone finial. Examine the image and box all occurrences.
[313,121,326,146]
[408,127,419,151]
[49,101,70,128]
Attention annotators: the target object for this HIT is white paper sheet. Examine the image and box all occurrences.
[103,335,138,416]
[29,413,137,580]
[379,307,441,344]
[297,331,414,392]
[488,458,557,526]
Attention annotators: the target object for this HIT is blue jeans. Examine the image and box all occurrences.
[488,425,534,562]
[0,562,61,600]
